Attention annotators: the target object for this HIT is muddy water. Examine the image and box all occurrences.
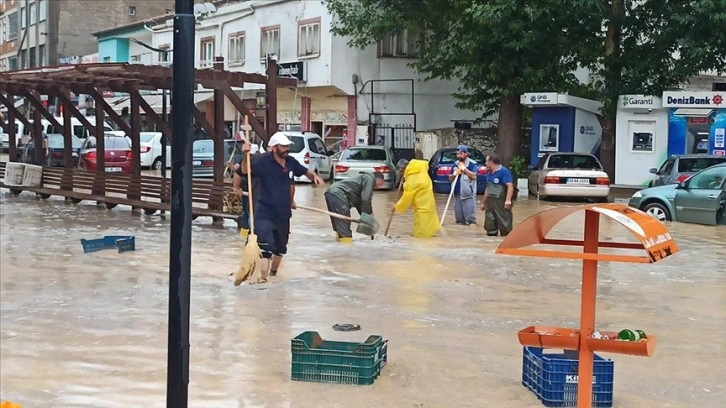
[0,186,724,408]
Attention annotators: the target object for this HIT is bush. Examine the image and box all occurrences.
[509,155,530,180]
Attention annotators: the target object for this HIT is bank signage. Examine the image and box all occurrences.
[278,61,306,82]
[522,92,558,105]
[621,95,661,109]
[662,91,724,108]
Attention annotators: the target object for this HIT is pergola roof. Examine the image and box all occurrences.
[0,63,297,93]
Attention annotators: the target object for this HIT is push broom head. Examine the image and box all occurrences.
[234,234,260,285]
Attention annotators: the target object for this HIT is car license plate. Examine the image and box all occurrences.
[567,178,590,185]
[193,160,201,166]
[106,167,122,172]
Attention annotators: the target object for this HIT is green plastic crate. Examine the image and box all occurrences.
[291,331,388,385]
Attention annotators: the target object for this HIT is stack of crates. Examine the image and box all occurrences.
[291,331,387,386]
[522,347,614,407]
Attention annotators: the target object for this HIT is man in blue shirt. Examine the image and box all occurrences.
[237,132,324,282]
[448,145,479,225]
[480,154,514,236]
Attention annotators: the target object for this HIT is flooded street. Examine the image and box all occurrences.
[1,185,724,408]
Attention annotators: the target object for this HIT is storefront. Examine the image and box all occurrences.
[662,91,725,156]
[520,92,603,165]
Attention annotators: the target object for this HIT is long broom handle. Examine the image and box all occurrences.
[223,145,238,178]
[384,179,404,236]
[440,173,460,226]
[296,204,360,223]
[244,115,255,234]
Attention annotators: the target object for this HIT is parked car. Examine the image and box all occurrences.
[1,120,26,152]
[528,152,610,201]
[333,146,399,190]
[79,135,133,174]
[648,155,726,187]
[18,133,83,167]
[284,131,334,182]
[427,147,489,194]
[629,162,726,225]
[192,139,243,178]
[139,132,172,170]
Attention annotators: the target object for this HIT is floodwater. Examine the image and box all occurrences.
[0,184,724,408]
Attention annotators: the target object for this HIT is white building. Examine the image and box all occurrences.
[145,0,478,152]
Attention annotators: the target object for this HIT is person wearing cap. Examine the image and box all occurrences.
[481,154,514,236]
[448,145,479,225]
[392,158,440,238]
[237,132,325,282]
[324,172,386,243]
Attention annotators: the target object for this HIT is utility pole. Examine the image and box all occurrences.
[167,0,195,407]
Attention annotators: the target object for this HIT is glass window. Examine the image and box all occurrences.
[379,29,420,58]
[287,136,305,153]
[658,159,674,175]
[439,149,486,163]
[20,7,26,29]
[39,0,47,21]
[225,141,241,155]
[547,154,602,170]
[30,2,37,25]
[314,139,327,154]
[539,124,559,151]
[687,166,726,189]
[199,39,215,67]
[260,28,280,59]
[140,134,156,143]
[341,148,389,161]
[632,132,654,152]
[298,22,320,58]
[228,34,245,64]
[108,136,130,150]
[193,139,214,153]
[7,12,18,40]
[678,157,726,173]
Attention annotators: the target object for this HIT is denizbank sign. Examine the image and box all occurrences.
[662,91,724,108]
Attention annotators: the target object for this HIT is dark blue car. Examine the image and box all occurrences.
[17,133,83,167]
[427,147,489,194]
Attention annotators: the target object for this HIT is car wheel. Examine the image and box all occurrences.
[643,201,671,222]
[152,157,163,171]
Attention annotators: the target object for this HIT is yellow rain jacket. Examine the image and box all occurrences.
[394,159,440,238]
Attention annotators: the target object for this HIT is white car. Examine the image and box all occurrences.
[528,152,610,201]
[284,131,334,182]
[139,132,172,169]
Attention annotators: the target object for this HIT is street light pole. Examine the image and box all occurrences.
[167,0,194,407]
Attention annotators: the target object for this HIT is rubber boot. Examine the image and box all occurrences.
[239,228,249,238]
[336,233,353,243]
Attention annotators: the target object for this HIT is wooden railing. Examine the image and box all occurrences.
[0,162,239,228]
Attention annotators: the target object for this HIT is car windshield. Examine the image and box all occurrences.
[340,148,388,161]
[677,157,726,173]
[288,136,305,153]
[439,149,486,163]
[193,139,214,154]
[547,154,602,170]
[140,134,156,143]
[46,134,83,149]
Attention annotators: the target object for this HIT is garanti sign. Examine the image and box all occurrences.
[620,95,661,109]
[662,91,724,108]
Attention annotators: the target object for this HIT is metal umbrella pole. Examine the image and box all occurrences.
[167,1,195,407]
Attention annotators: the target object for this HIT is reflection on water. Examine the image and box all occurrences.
[1,187,724,408]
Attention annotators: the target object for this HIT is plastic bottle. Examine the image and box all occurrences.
[617,329,641,341]
[635,329,647,339]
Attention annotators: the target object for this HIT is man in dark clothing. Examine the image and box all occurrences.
[236,132,324,282]
[481,154,515,236]
[324,172,385,243]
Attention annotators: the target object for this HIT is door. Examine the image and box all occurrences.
[674,166,726,225]
[312,138,331,177]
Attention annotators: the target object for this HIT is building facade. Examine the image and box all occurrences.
[140,0,479,151]
[0,0,172,71]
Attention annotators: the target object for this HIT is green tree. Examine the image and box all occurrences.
[326,0,597,164]
[578,0,726,179]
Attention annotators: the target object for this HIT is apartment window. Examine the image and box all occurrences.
[158,45,171,65]
[298,19,320,58]
[39,0,47,21]
[200,37,215,67]
[228,32,245,65]
[30,2,37,25]
[20,7,26,29]
[29,46,36,67]
[379,29,420,58]
[39,44,45,66]
[9,56,18,70]
[7,12,18,40]
[130,54,141,63]
[260,26,280,59]
[103,56,111,63]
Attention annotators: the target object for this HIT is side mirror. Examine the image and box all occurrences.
[326,150,334,156]
[677,181,687,189]
[527,165,536,170]
[649,168,658,174]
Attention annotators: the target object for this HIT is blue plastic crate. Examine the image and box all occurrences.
[81,236,135,253]
[291,331,387,385]
[522,347,614,407]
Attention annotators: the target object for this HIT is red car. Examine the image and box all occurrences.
[79,135,133,174]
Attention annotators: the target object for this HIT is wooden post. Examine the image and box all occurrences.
[32,94,43,166]
[129,92,142,203]
[94,101,106,197]
[577,210,601,407]
[62,92,73,193]
[265,56,279,136]
[213,57,226,185]
[6,95,17,162]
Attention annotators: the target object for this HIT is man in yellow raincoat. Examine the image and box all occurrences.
[393,159,441,237]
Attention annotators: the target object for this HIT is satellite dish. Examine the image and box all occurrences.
[194,2,217,16]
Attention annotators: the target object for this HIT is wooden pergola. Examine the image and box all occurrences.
[0,58,295,182]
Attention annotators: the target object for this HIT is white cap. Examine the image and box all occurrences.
[268,132,293,147]
[250,144,260,154]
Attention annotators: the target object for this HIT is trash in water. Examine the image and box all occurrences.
[81,236,136,253]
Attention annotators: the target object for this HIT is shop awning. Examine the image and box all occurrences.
[673,108,713,117]
[102,92,215,114]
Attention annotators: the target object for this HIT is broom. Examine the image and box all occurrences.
[234,115,260,286]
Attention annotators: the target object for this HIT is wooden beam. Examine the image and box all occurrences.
[18,89,64,137]
[0,93,32,131]
[50,90,101,138]
[86,88,133,136]
[193,107,217,141]
[127,87,172,141]
[218,84,269,142]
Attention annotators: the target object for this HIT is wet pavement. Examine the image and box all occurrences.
[0,183,724,408]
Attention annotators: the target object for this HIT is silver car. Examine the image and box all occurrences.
[528,152,610,201]
[192,139,243,178]
[648,155,726,187]
[333,146,399,190]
